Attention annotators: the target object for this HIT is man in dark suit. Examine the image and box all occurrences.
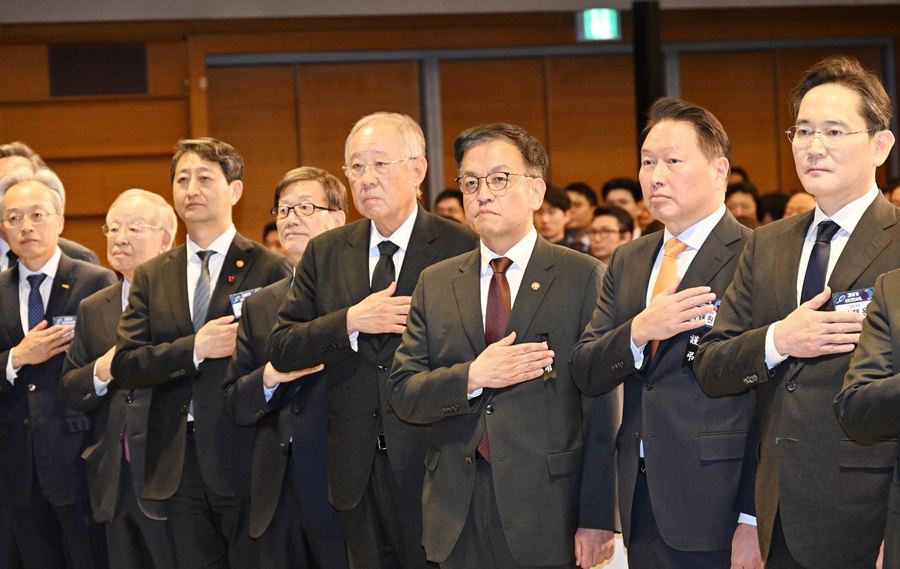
[267,112,478,569]
[388,123,619,569]
[695,56,899,568]
[111,138,292,569]
[59,189,178,569]
[570,98,760,569]
[835,268,900,569]
[0,168,116,569]
[223,166,349,569]
[0,142,100,269]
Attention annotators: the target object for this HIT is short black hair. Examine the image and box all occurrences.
[263,221,277,240]
[434,188,464,208]
[757,192,788,223]
[542,184,571,211]
[725,180,759,201]
[729,166,749,182]
[565,182,598,207]
[594,205,635,234]
[601,177,642,203]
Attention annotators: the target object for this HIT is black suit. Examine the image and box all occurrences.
[267,206,478,568]
[696,195,900,568]
[389,237,619,567]
[59,280,175,569]
[571,211,757,566]
[112,232,292,569]
[59,237,100,265]
[224,277,348,569]
[0,253,115,569]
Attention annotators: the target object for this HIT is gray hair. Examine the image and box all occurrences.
[108,188,178,242]
[0,167,66,216]
[344,112,426,163]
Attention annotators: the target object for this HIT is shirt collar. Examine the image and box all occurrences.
[369,206,418,253]
[18,246,63,285]
[186,224,237,260]
[807,184,879,238]
[480,227,538,277]
[663,204,727,251]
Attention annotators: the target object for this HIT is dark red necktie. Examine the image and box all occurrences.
[478,257,512,463]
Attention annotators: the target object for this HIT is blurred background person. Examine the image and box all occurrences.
[433,188,467,225]
[588,204,634,264]
[564,181,598,252]
[783,190,817,218]
[262,221,287,256]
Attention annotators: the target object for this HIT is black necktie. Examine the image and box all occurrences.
[371,241,399,293]
[800,220,840,304]
[27,273,47,330]
[192,250,213,332]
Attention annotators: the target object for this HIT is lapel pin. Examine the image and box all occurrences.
[61,283,70,289]
[236,260,245,268]
[531,282,540,291]
[228,275,235,283]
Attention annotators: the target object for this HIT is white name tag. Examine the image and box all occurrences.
[833,288,874,317]
[230,288,261,320]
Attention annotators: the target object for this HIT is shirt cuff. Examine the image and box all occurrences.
[5,348,17,384]
[630,338,646,370]
[92,361,109,396]
[264,385,277,402]
[764,323,789,370]
[738,513,757,526]
[193,350,204,369]
[467,388,484,400]
[349,331,359,353]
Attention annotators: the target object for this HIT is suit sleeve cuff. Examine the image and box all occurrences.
[765,323,788,370]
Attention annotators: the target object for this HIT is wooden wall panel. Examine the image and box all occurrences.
[545,54,637,191]
[0,45,48,102]
[295,61,421,222]
[207,65,299,240]
[61,214,107,267]
[146,40,188,96]
[440,58,547,188]
[773,47,884,194]
[0,98,188,159]
[680,51,781,193]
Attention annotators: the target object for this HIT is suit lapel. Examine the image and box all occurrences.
[827,195,898,298]
[451,250,485,354]
[343,220,373,303]
[396,206,437,296]
[678,212,742,291]
[506,237,556,341]
[208,233,255,320]
[162,246,194,338]
[46,254,77,318]
[0,268,24,344]
[103,280,125,327]
[774,212,812,318]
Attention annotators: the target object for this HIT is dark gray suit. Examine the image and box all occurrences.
[696,195,900,568]
[59,280,174,569]
[389,237,619,567]
[570,211,756,562]
[267,206,478,568]
[835,268,900,569]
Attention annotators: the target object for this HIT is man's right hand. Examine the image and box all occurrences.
[11,320,74,368]
[773,287,863,358]
[347,281,411,335]
[262,362,325,389]
[631,281,717,347]
[467,332,554,393]
[194,316,239,360]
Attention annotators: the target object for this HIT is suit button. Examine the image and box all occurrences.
[635,432,641,440]
[27,384,36,392]
[373,409,380,418]
[786,381,797,392]
[125,394,134,404]
[292,405,301,414]
[180,404,188,414]
[377,364,387,373]
[644,381,654,391]
[485,404,494,415]
[466,456,473,464]
[23,418,30,426]
[775,437,782,446]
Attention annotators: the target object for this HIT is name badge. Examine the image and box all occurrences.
[230,288,261,320]
[702,300,721,327]
[52,315,77,326]
[832,288,874,317]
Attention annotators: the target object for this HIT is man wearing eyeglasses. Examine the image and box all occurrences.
[112,138,292,569]
[696,56,898,568]
[587,205,634,264]
[59,189,177,569]
[267,113,477,569]
[0,168,116,569]
[223,167,350,569]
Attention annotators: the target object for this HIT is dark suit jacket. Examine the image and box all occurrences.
[267,206,478,511]
[58,280,165,523]
[59,237,100,265]
[0,254,115,508]
[223,277,343,540]
[111,233,292,500]
[835,269,900,569]
[388,237,619,566]
[696,195,899,567]
[570,211,757,552]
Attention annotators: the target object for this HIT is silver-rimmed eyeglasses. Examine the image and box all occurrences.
[270,203,338,219]
[3,211,61,228]
[785,126,872,148]
[342,158,416,179]
[102,222,162,237]
[455,172,535,195]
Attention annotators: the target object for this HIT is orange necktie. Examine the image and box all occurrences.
[650,238,688,357]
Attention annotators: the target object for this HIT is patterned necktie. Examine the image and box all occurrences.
[800,220,840,304]
[651,238,688,357]
[478,257,513,463]
[192,250,213,333]
[371,241,399,293]
[27,273,48,330]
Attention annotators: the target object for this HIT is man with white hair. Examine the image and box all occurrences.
[60,189,178,569]
[0,168,116,568]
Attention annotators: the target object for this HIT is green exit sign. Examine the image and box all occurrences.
[577,8,621,41]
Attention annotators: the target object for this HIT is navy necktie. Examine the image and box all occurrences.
[27,273,48,330]
[800,220,840,304]
[371,241,399,293]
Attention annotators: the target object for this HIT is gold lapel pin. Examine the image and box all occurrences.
[531,282,540,290]
[236,260,245,268]
[61,283,70,289]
